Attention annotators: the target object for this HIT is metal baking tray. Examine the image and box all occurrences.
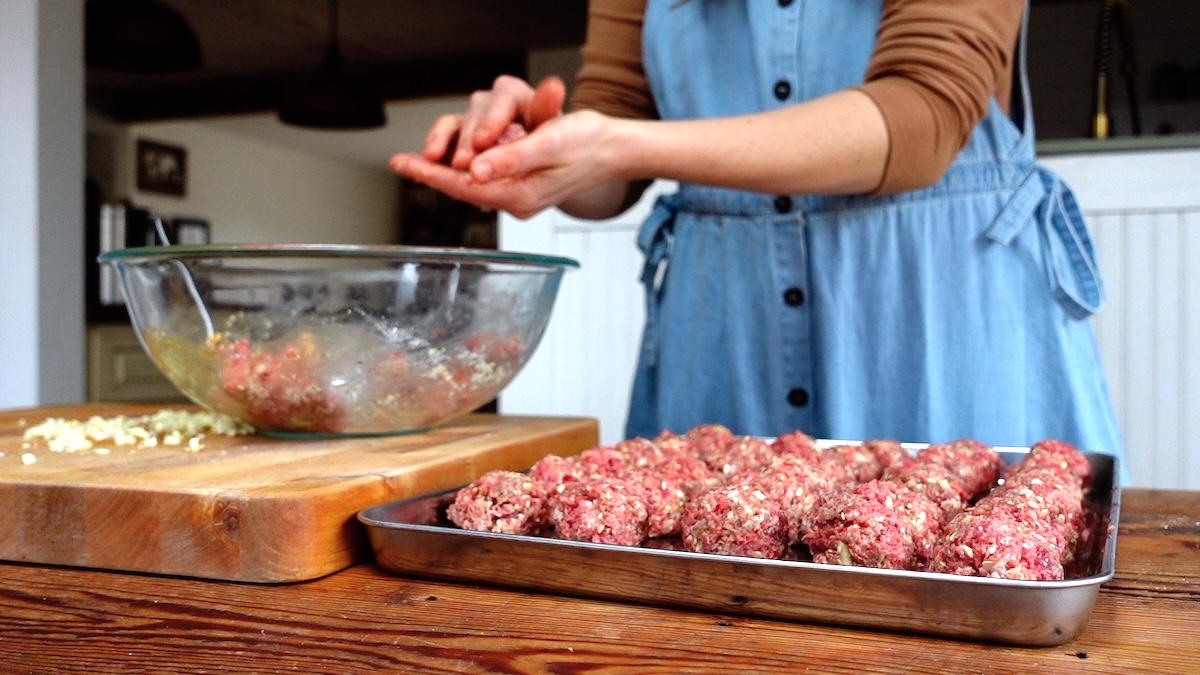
[358,447,1120,646]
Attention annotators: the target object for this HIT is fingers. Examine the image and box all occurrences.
[527,76,567,129]
[389,152,550,218]
[451,76,536,169]
[422,114,464,164]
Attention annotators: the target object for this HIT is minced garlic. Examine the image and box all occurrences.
[21,410,254,454]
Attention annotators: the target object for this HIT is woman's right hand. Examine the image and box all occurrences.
[423,75,567,171]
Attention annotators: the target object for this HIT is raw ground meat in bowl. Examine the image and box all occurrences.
[100,243,577,436]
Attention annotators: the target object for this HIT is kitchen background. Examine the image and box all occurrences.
[3,0,1197,488]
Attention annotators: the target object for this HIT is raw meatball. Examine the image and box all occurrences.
[772,430,821,462]
[681,483,789,559]
[928,510,1065,581]
[528,454,589,496]
[823,444,885,483]
[549,477,649,546]
[658,454,723,499]
[918,439,1003,499]
[885,461,969,525]
[705,435,777,478]
[1010,439,1093,490]
[982,466,1085,553]
[447,470,549,535]
[804,480,942,570]
[625,471,689,538]
[740,454,835,544]
[686,423,737,466]
[577,446,629,478]
[861,439,912,474]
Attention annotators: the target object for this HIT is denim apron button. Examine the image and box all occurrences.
[787,388,809,407]
[774,195,793,213]
[783,287,805,306]
[773,80,791,101]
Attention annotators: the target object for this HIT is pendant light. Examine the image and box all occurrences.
[278,0,387,130]
[85,0,203,73]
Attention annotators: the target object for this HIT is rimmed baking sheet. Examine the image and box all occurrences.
[359,447,1119,646]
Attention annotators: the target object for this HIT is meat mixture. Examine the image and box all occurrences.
[549,477,650,546]
[681,483,789,559]
[447,470,549,535]
[446,428,1098,581]
[927,510,1065,581]
[804,480,943,569]
[917,438,1004,498]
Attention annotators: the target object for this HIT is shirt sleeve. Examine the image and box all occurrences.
[856,0,1025,194]
[568,0,657,120]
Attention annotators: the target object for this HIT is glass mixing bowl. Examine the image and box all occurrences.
[99,244,578,436]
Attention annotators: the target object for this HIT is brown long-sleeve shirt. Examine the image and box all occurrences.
[569,0,1025,194]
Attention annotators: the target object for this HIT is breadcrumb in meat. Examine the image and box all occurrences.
[1010,439,1093,490]
[681,483,789,559]
[651,434,698,462]
[657,454,723,499]
[704,436,777,478]
[824,444,885,483]
[917,439,1003,499]
[928,510,1065,580]
[771,430,821,462]
[577,446,628,478]
[739,454,834,544]
[528,454,589,496]
[614,436,676,470]
[804,480,942,570]
[447,470,549,535]
[550,477,650,546]
[861,439,911,473]
[885,461,969,525]
[982,466,1085,554]
[812,451,856,488]
[686,423,737,466]
[625,471,689,538]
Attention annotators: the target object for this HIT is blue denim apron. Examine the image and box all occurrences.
[627,0,1124,463]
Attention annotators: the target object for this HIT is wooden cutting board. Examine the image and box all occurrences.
[0,403,597,583]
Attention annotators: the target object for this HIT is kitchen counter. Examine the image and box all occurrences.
[1038,133,1200,157]
[0,489,1196,673]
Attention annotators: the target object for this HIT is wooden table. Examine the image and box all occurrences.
[0,489,1196,673]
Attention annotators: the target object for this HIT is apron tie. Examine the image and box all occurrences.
[986,166,1105,319]
[636,193,680,367]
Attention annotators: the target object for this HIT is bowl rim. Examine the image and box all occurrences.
[98,243,580,270]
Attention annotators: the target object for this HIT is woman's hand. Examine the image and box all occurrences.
[391,109,632,219]
[417,75,567,171]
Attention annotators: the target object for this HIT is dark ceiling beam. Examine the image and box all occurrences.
[87,51,529,123]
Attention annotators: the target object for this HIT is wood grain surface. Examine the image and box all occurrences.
[0,489,1196,673]
[0,404,598,583]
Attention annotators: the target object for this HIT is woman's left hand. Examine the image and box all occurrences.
[390,109,626,219]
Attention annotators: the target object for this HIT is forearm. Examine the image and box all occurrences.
[611,89,889,196]
[557,180,652,220]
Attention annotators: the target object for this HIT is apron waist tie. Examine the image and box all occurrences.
[986,166,1106,319]
[636,193,681,368]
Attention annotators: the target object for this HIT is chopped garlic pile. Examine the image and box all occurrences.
[21,409,254,454]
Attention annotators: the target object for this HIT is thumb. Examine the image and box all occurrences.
[527,76,567,130]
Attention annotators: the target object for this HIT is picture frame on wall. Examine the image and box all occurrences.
[136,138,188,196]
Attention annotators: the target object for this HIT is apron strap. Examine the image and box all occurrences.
[987,166,1106,319]
[636,193,680,367]
[1009,1,1037,158]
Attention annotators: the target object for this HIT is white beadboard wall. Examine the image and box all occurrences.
[501,148,1200,490]
[1044,148,1200,490]
[499,183,673,445]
